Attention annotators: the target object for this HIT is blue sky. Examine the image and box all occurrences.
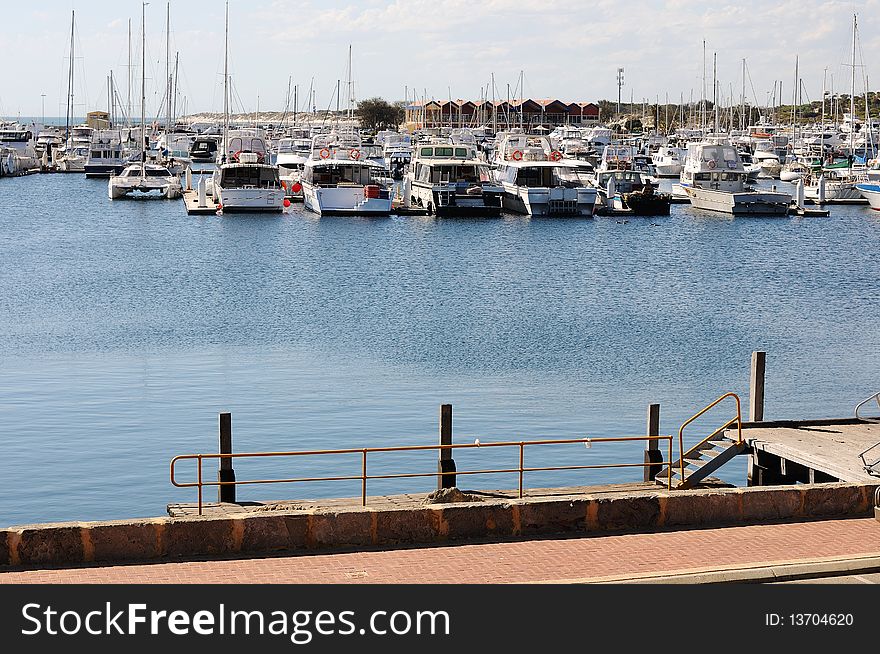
[2,0,878,118]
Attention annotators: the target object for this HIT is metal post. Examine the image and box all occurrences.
[438,404,456,489]
[218,412,236,503]
[749,351,766,422]
[643,403,663,482]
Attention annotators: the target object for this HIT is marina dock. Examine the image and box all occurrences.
[742,419,880,485]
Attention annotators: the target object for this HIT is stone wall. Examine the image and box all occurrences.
[2,483,876,569]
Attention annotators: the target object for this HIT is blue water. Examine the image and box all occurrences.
[1,173,879,527]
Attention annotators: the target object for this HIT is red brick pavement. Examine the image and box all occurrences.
[2,518,879,584]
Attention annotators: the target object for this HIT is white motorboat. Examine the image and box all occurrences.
[84,129,130,177]
[492,133,597,216]
[212,154,285,212]
[300,133,393,216]
[0,123,39,176]
[855,183,880,210]
[803,168,868,203]
[680,139,791,215]
[652,146,684,177]
[108,161,182,199]
[405,140,502,216]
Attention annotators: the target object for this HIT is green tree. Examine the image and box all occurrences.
[356,98,404,131]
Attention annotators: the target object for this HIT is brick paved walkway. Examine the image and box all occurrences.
[2,518,878,584]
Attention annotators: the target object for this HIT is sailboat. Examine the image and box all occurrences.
[803,14,868,203]
[54,11,90,173]
[108,2,181,200]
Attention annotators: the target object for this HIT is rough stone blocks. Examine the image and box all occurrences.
[441,503,515,540]
[595,496,660,531]
[375,509,439,545]
[664,491,740,527]
[309,510,374,548]
[519,499,589,534]
[17,524,84,565]
[164,518,236,558]
[88,521,161,562]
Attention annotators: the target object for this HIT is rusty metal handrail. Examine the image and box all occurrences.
[171,434,676,515]
[677,392,743,485]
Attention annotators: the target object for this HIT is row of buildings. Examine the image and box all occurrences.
[404,99,601,129]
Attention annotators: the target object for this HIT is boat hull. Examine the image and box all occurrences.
[216,186,284,212]
[302,183,392,216]
[683,186,790,215]
[501,184,596,217]
[856,184,880,210]
[409,181,502,217]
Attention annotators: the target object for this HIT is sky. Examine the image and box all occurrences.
[2,0,878,119]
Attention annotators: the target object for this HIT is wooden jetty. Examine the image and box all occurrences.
[739,419,880,485]
[182,188,219,215]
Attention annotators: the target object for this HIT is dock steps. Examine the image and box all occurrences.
[655,393,747,489]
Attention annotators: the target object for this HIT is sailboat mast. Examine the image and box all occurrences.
[141,1,146,176]
[491,73,496,134]
[701,40,706,131]
[223,0,229,163]
[741,59,746,131]
[166,2,171,134]
[713,52,718,133]
[127,19,132,125]
[850,13,857,162]
[66,10,75,142]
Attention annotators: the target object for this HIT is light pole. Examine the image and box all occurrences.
[616,68,624,117]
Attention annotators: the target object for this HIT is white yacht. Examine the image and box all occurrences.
[405,140,502,216]
[108,161,182,199]
[652,146,684,177]
[300,133,393,216]
[212,131,284,212]
[856,182,880,210]
[212,155,284,212]
[492,133,597,216]
[802,167,868,203]
[752,140,782,178]
[55,125,92,172]
[680,139,791,215]
[0,123,39,176]
[84,129,130,178]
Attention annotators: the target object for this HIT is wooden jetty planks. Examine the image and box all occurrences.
[741,420,880,483]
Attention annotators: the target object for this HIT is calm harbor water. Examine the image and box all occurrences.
[1,172,879,527]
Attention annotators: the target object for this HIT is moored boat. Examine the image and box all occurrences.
[680,139,791,215]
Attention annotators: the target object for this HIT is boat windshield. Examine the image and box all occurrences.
[308,164,372,186]
[221,166,280,187]
[700,145,739,162]
[554,167,593,186]
[417,164,488,184]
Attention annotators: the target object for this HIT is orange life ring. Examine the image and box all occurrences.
[511,150,523,161]
[350,149,361,160]
[319,148,331,159]
[232,150,242,162]
[549,150,562,161]
[707,159,717,169]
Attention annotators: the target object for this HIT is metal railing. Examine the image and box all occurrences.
[171,434,675,515]
[855,391,880,422]
[677,392,743,486]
